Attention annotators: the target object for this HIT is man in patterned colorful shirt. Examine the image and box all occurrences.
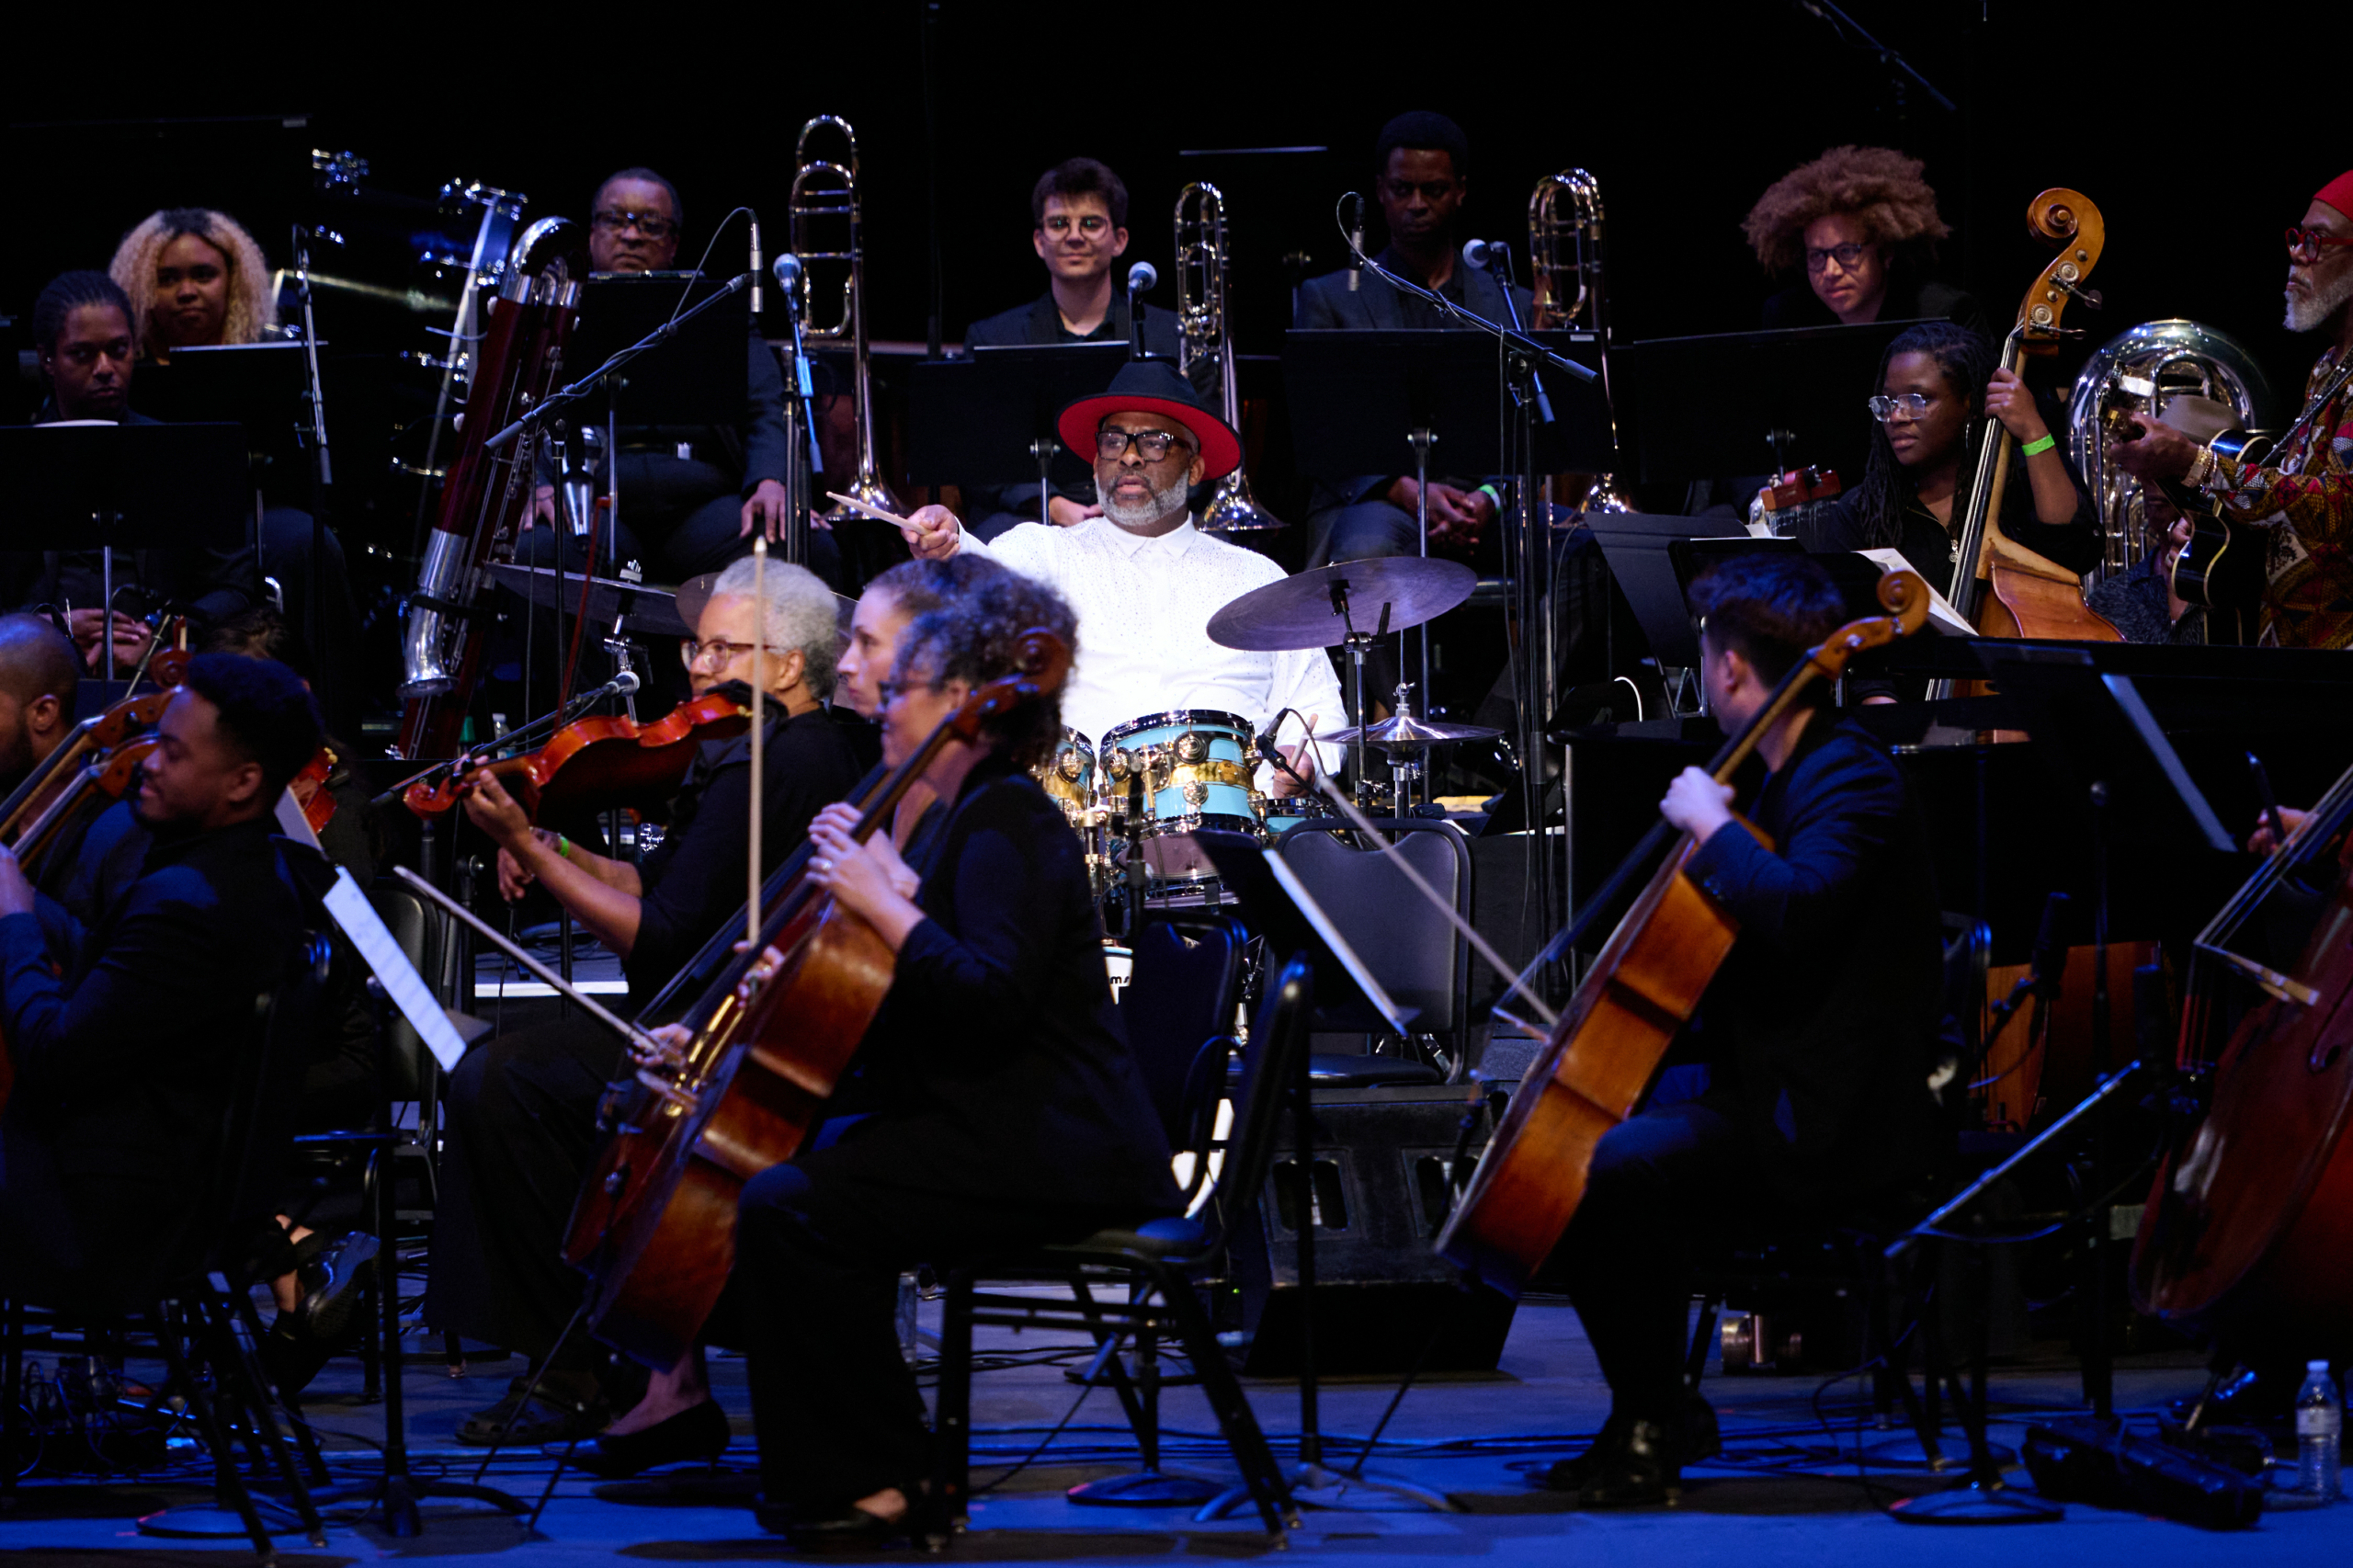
[2114,171,2353,649]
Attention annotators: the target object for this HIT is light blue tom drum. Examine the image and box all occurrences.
[1099,709,1264,882]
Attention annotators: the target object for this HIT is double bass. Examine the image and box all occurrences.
[1941,188,2123,654]
[563,629,1072,1369]
[1437,572,1930,1293]
[2131,766,2353,1358]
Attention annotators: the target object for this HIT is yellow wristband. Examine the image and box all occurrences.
[2018,433,2056,458]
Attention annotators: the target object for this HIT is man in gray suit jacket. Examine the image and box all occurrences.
[1292,112,1531,569]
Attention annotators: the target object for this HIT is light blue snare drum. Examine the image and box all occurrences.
[1099,709,1263,881]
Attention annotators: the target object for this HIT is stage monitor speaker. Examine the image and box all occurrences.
[1232,1082,1516,1376]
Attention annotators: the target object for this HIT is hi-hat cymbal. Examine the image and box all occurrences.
[488,564,690,638]
[1208,556,1479,652]
[1320,713,1503,751]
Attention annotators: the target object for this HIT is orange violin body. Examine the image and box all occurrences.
[402,690,753,822]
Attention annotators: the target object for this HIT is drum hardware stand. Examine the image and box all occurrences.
[1407,426,1435,807]
[1324,574,1390,811]
[1121,771,1149,944]
[1030,438,1057,531]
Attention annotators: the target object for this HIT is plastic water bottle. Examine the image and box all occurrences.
[2295,1359,2342,1500]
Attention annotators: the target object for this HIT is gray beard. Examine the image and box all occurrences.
[1097,473,1191,528]
[2286,264,2353,332]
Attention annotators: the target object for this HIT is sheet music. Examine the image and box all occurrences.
[1856,548,1975,636]
[322,866,469,1073]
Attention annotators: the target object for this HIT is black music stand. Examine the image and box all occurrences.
[905,344,1130,528]
[1972,645,2234,1418]
[1611,319,1929,485]
[567,274,749,427]
[1190,832,1456,1517]
[129,341,313,461]
[0,421,248,700]
[1582,513,1756,679]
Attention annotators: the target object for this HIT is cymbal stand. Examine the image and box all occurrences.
[1407,427,1435,808]
[1325,576,1390,810]
[1030,438,1056,530]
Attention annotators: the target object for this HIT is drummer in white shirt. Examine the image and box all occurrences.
[897,359,1341,796]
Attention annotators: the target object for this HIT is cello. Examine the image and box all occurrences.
[1940,188,2124,656]
[2131,765,2353,1357]
[563,628,1072,1369]
[1437,570,1930,1295]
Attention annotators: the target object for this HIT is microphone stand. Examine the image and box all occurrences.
[775,267,819,569]
[1338,206,1595,935]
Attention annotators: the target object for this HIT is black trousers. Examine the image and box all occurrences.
[1549,1088,1753,1426]
[732,1129,1135,1512]
[423,1019,620,1369]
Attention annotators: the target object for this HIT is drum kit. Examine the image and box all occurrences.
[1037,557,1503,909]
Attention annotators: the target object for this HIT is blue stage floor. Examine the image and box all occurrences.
[3,1292,2344,1564]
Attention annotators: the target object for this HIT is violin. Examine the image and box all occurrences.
[290,744,340,835]
[401,687,754,823]
[1436,572,1931,1295]
[563,630,1073,1369]
[1941,189,2123,659]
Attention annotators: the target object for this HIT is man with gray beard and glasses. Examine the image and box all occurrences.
[2112,171,2353,649]
[898,360,1339,798]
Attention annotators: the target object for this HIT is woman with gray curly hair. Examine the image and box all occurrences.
[108,208,278,360]
[1744,146,1986,335]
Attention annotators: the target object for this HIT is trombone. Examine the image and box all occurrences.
[1175,182,1281,532]
[790,116,898,525]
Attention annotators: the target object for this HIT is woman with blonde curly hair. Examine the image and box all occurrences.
[1743,146,1985,335]
[108,208,278,360]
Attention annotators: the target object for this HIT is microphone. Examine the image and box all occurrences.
[772,253,803,297]
[749,214,763,315]
[1462,237,1503,272]
[2028,891,2070,1003]
[1126,262,1158,359]
[1347,195,1366,292]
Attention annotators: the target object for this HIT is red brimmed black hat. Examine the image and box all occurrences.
[1055,358,1242,481]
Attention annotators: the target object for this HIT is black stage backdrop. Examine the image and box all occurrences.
[7,1,2325,435]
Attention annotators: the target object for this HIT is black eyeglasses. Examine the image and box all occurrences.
[1040,213,1112,237]
[1095,427,1193,462]
[593,209,677,240]
[1806,242,1871,273]
[2286,225,2353,259]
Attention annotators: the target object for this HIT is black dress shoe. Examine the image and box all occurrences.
[298,1231,379,1345]
[1545,1415,1682,1506]
[567,1399,732,1478]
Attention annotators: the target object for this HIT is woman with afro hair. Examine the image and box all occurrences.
[1744,146,1987,336]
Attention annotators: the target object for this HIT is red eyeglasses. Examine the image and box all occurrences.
[2286,225,2353,258]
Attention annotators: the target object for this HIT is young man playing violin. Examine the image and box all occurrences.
[1543,554,1949,1506]
[426,556,867,1447]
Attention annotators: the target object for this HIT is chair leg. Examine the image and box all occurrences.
[155,1300,277,1562]
[196,1286,327,1544]
[230,1287,333,1485]
[931,1271,976,1534]
[1063,1276,1149,1457]
[1685,1294,1721,1393]
[1156,1266,1292,1536]
[2,1297,22,1507]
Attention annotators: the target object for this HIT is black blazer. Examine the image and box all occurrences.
[1681,719,1948,1209]
[835,758,1181,1217]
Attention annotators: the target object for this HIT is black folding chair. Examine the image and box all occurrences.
[928,956,1322,1543]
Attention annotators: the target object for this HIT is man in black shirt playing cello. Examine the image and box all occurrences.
[1542,555,1949,1506]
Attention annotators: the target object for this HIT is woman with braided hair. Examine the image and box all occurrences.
[1802,320,2098,602]
[1744,146,1988,335]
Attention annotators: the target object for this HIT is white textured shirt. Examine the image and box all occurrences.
[956,516,1345,770]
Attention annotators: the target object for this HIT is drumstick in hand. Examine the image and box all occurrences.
[824,492,915,528]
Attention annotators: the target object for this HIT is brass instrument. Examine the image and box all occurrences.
[1174,182,1281,532]
[790,116,898,526]
[1527,168,1628,514]
[396,216,581,758]
[2066,320,2276,582]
